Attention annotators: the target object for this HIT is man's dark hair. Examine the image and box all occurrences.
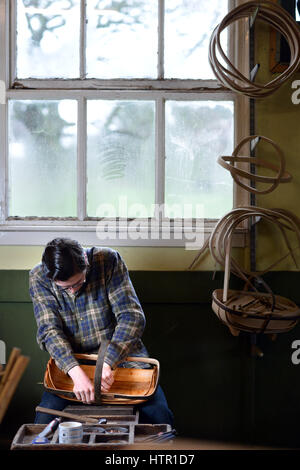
[42,238,86,281]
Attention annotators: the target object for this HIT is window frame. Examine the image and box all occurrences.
[0,0,250,247]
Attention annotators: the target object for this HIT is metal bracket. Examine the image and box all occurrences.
[251,344,264,358]
[249,6,259,29]
[250,63,260,82]
[250,135,261,153]
[250,215,261,226]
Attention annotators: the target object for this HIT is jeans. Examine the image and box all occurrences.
[34,385,174,427]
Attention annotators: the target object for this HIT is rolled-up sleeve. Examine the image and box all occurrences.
[29,273,79,374]
[104,252,146,369]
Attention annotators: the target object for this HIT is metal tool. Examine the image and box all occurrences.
[140,428,177,443]
[83,426,106,434]
[32,417,61,445]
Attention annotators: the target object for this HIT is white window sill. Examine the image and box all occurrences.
[0,220,247,248]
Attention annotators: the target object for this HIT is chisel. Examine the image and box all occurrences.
[32,417,61,444]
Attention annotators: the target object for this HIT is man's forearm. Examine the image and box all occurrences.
[105,313,145,368]
[44,337,79,374]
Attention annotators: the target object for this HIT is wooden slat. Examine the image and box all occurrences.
[0,355,29,424]
[0,347,21,395]
[47,362,154,396]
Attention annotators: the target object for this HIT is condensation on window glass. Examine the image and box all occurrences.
[165,101,234,219]
[86,0,157,78]
[165,0,228,79]
[16,0,80,78]
[87,100,155,217]
[8,100,77,217]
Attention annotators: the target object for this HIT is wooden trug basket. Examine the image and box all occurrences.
[44,343,160,405]
[211,230,300,335]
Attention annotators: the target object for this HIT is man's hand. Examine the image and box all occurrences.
[68,365,94,403]
[101,362,114,392]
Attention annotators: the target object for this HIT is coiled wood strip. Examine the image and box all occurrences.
[209,1,300,98]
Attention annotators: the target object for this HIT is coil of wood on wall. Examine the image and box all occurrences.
[209,0,300,98]
[217,135,292,194]
[188,1,300,337]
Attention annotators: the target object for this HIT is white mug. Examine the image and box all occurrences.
[59,421,83,444]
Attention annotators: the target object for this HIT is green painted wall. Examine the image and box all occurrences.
[2,14,300,451]
[254,22,300,272]
[0,246,248,273]
[0,246,214,271]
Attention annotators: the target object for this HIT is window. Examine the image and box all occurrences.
[0,0,249,246]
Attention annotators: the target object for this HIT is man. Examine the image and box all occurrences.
[29,238,174,426]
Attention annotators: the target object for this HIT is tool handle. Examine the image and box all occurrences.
[38,417,61,438]
[35,406,99,424]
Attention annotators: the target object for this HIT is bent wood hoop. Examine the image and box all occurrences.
[44,340,160,405]
[217,135,292,195]
[208,1,300,98]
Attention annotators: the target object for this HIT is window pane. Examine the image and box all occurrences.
[87,100,155,217]
[165,0,228,79]
[165,101,234,219]
[8,100,77,217]
[16,0,80,78]
[86,0,157,78]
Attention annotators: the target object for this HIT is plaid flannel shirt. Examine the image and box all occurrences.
[29,247,149,374]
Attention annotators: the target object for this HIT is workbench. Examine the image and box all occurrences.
[10,405,172,450]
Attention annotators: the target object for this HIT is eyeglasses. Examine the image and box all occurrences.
[59,278,86,292]
[55,271,87,292]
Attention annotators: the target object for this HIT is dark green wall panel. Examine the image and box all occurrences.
[0,270,243,303]
[1,270,300,448]
[0,271,31,302]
